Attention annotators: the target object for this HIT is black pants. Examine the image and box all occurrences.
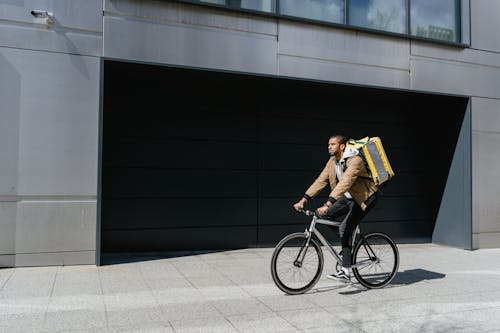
[323,192,378,268]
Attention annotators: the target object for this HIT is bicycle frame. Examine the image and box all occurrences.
[298,211,375,270]
[271,208,399,294]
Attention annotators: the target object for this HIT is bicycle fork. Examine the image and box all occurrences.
[293,216,317,267]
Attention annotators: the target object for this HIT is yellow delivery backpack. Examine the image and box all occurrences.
[346,137,395,186]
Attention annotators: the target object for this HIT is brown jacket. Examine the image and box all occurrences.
[305,155,377,210]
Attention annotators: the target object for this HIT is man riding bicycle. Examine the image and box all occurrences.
[293,134,379,282]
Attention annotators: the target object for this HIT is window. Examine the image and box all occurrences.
[200,0,225,5]
[410,0,461,42]
[279,0,344,24]
[186,0,468,45]
[200,0,274,13]
[349,0,406,34]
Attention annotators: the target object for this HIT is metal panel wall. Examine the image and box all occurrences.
[0,0,102,56]
[278,54,410,90]
[277,21,411,89]
[278,21,410,70]
[3,48,100,196]
[472,97,500,248]
[103,0,277,75]
[0,49,20,267]
[0,47,100,266]
[103,0,277,35]
[433,102,472,249]
[0,0,102,266]
[410,57,500,99]
[471,0,500,53]
[0,203,16,267]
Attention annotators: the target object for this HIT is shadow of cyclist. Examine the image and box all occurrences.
[329,268,446,295]
[390,268,446,285]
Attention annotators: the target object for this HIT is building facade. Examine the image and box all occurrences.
[1,0,499,267]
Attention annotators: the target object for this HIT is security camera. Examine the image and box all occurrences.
[30,10,50,18]
[30,10,54,25]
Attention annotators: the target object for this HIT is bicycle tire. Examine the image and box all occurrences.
[352,232,399,289]
[270,232,324,295]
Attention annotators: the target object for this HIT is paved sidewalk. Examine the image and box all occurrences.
[1,244,500,333]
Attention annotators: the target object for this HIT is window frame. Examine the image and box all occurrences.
[175,0,470,47]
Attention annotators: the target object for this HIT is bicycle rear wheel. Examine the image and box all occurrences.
[270,232,323,295]
[352,232,399,289]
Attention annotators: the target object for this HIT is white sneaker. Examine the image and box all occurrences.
[326,268,351,283]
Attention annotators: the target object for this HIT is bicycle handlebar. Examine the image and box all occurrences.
[299,209,318,217]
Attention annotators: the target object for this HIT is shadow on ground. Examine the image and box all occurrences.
[391,268,446,285]
[319,268,446,296]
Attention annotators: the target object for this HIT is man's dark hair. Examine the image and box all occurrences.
[330,134,348,145]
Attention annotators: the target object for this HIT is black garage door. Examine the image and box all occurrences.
[101,60,468,253]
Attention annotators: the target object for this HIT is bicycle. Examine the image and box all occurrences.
[270,208,399,295]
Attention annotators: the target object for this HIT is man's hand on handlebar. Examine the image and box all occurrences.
[293,198,308,212]
[293,202,304,212]
[316,205,329,216]
[317,197,335,217]
[293,197,331,217]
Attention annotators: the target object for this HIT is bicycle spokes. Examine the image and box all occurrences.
[270,233,324,295]
[352,233,399,289]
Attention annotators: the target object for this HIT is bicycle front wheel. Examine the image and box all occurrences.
[270,232,324,295]
[352,232,399,289]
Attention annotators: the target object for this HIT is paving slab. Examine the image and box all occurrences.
[170,317,238,333]
[0,268,14,289]
[107,323,174,333]
[226,312,300,333]
[276,308,357,331]
[0,312,45,333]
[209,297,271,316]
[43,309,108,332]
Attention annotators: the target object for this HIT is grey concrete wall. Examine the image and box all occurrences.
[433,103,472,249]
[0,50,20,267]
[0,0,102,266]
[103,0,410,90]
[472,98,500,248]
[103,0,278,75]
[277,21,410,89]
[470,1,500,248]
